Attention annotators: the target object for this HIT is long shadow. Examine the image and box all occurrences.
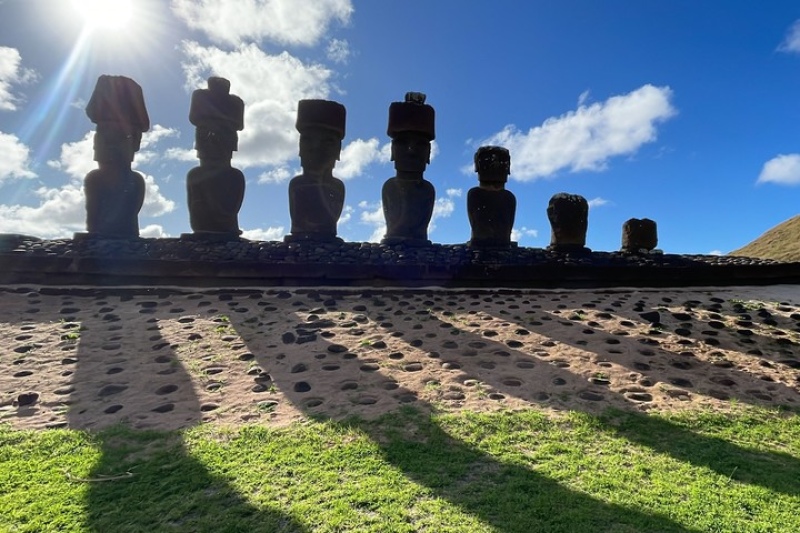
[275,288,800,497]
[227,289,696,533]
[1,287,307,533]
[604,291,800,369]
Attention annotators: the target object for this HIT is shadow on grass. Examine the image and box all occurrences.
[84,428,308,533]
[328,408,695,533]
[598,407,800,496]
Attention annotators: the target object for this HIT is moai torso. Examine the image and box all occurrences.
[83,75,149,238]
[382,176,435,245]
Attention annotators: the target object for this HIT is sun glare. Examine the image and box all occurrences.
[72,0,134,30]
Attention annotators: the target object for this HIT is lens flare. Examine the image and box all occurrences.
[72,0,134,30]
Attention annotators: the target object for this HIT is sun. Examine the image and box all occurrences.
[72,0,134,30]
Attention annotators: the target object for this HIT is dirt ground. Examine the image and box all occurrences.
[2,285,799,431]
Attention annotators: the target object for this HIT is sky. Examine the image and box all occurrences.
[0,0,799,254]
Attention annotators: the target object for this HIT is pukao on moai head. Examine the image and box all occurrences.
[382,92,436,246]
[546,193,590,252]
[189,76,244,161]
[297,99,346,178]
[621,218,658,253]
[467,146,516,248]
[82,75,149,238]
[285,99,346,242]
[184,77,246,238]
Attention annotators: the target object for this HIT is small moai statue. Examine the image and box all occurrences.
[82,75,149,238]
[546,193,591,252]
[285,99,346,242]
[467,146,516,248]
[185,77,245,239]
[381,92,436,246]
[621,218,658,253]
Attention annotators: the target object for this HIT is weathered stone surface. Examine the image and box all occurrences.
[382,93,435,246]
[185,77,246,238]
[622,218,658,253]
[547,193,590,252]
[82,75,149,239]
[286,100,346,243]
[467,146,516,248]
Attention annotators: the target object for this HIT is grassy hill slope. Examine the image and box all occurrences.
[730,214,800,262]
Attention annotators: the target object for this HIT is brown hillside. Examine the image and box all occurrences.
[730,214,800,262]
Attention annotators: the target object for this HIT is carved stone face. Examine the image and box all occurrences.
[93,122,139,163]
[298,126,342,176]
[475,149,510,183]
[391,133,431,173]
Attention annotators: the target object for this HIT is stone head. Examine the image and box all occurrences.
[388,92,435,174]
[474,145,510,184]
[86,75,149,163]
[296,99,346,175]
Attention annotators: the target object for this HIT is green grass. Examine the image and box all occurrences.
[2,406,799,532]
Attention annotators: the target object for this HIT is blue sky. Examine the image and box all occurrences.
[0,0,799,254]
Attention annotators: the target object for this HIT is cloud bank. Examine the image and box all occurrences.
[479,84,676,181]
[172,0,353,47]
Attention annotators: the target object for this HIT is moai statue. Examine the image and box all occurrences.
[621,218,658,253]
[467,146,516,248]
[285,99,346,243]
[185,77,245,239]
[381,92,436,246]
[547,193,590,252]
[82,75,149,238]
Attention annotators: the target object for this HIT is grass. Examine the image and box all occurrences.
[730,214,800,262]
[1,406,800,532]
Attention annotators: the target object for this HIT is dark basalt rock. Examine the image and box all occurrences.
[621,218,658,253]
[547,193,590,252]
[286,99,346,243]
[382,92,435,246]
[185,77,245,239]
[81,75,149,239]
[467,146,517,249]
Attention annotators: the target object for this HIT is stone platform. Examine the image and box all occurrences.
[0,234,798,288]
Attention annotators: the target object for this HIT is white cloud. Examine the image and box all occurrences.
[709,250,723,256]
[141,174,176,217]
[446,188,462,198]
[137,125,181,165]
[47,131,94,180]
[588,197,609,209]
[0,184,85,237]
[326,38,351,64]
[0,132,36,181]
[50,126,181,180]
[336,137,388,179]
[338,204,354,225]
[141,224,169,238]
[181,41,334,171]
[241,226,285,241]
[258,166,293,184]
[429,197,455,234]
[778,20,800,54]
[359,202,385,242]
[480,84,676,181]
[0,46,36,112]
[511,227,538,242]
[757,154,800,185]
[171,0,353,47]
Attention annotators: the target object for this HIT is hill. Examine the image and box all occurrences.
[730,214,800,262]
